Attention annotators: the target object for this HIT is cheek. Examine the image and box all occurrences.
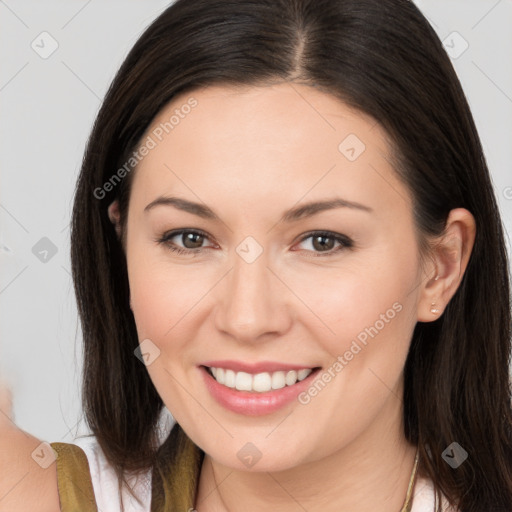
[127,242,211,341]
[296,242,418,363]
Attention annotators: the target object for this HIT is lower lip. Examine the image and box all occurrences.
[199,366,321,416]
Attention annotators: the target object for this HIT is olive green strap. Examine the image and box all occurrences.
[50,442,98,512]
[151,423,204,512]
[401,449,420,512]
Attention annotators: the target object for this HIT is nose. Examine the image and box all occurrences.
[213,246,292,344]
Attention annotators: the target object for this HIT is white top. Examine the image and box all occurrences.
[73,409,457,512]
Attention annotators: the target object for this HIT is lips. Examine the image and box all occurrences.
[199,361,321,416]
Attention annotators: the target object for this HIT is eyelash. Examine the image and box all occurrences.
[155,229,354,257]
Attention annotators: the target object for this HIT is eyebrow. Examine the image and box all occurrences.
[144,195,373,222]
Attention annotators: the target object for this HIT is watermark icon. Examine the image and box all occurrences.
[338,133,366,162]
[31,31,59,59]
[134,338,161,366]
[441,442,468,468]
[237,442,262,468]
[442,31,469,60]
[31,442,57,469]
[503,187,512,200]
[32,237,58,263]
[298,301,403,405]
[93,97,198,200]
[236,236,264,264]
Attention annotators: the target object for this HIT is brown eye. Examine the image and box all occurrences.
[311,234,336,252]
[295,231,353,257]
[180,232,205,249]
[157,229,213,255]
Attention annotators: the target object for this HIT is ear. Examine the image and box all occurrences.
[107,199,131,308]
[107,199,122,240]
[417,208,476,322]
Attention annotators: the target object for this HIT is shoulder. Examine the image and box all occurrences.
[0,426,60,512]
[65,436,152,512]
[411,475,459,512]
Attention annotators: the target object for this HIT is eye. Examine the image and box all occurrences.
[156,229,215,255]
[156,229,353,257]
[293,231,353,257]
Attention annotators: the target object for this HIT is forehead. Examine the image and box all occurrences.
[130,82,412,220]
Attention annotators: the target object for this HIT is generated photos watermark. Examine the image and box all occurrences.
[93,97,198,200]
[298,301,403,405]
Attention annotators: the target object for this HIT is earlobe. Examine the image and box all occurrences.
[107,199,122,239]
[416,208,476,322]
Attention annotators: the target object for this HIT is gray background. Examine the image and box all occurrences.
[1,0,511,443]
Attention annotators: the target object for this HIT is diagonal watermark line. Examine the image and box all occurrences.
[60,265,71,277]
[0,1,29,28]
[367,367,402,403]
[58,396,83,440]
[194,462,234,509]
[61,61,101,100]
[61,0,93,29]
[422,11,439,29]
[368,162,409,205]
[0,203,29,233]
[0,471,29,504]
[471,0,502,30]
[265,409,294,438]
[0,265,29,295]
[70,474,106,512]
[163,367,234,438]
[266,164,337,235]
[265,266,336,336]
[164,163,234,234]
[472,61,512,106]
[288,82,336,131]
[0,62,29,92]
[164,267,233,337]
[265,472,309,511]
[0,408,30,437]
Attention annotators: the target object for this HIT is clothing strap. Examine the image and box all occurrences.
[151,422,205,512]
[401,448,420,512]
[51,429,419,512]
[50,441,98,512]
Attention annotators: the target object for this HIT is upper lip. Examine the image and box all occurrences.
[201,360,319,374]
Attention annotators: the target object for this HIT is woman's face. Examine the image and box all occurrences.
[125,83,429,471]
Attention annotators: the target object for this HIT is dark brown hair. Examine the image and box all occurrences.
[70,0,512,510]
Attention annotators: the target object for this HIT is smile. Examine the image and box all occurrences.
[206,366,313,393]
[199,363,322,416]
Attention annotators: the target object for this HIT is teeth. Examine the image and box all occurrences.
[297,368,312,381]
[271,371,286,390]
[235,371,252,391]
[225,369,236,388]
[208,366,313,392]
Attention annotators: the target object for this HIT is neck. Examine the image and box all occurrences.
[194,392,418,512]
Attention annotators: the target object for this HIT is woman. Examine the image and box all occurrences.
[1,0,511,511]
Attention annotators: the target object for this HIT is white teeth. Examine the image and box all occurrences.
[271,371,286,390]
[224,369,236,388]
[235,371,252,391]
[285,370,298,386]
[297,369,311,381]
[253,372,272,392]
[208,366,313,392]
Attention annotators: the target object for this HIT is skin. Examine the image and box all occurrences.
[118,82,476,512]
[0,384,60,512]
